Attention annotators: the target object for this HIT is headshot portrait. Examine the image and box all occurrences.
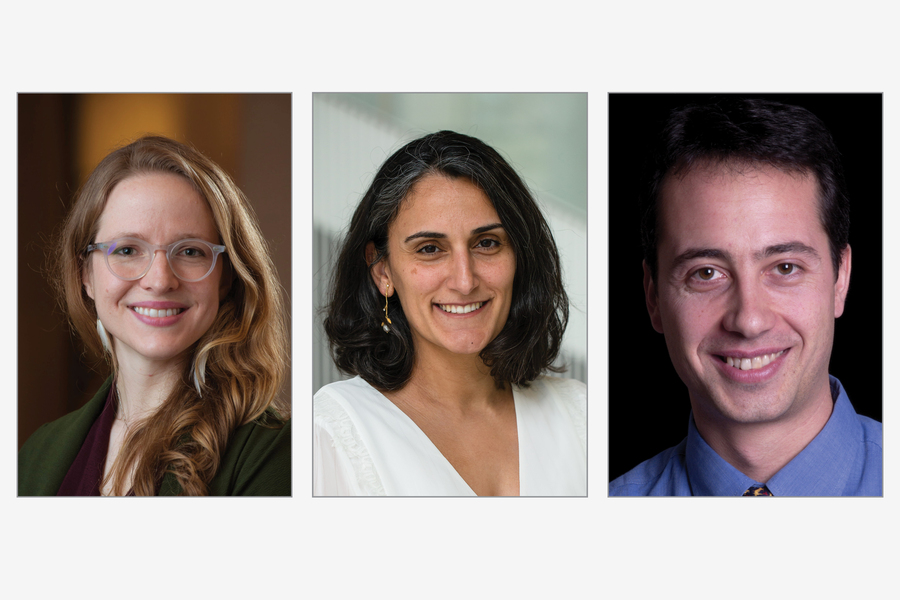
[18,93,291,496]
[608,94,882,496]
[313,93,587,496]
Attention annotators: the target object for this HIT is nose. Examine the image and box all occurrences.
[447,251,478,295]
[140,249,180,292]
[721,276,775,338]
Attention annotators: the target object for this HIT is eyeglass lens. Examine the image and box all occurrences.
[105,239,217,281]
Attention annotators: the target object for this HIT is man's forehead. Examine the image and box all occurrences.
[657,162,828,258]
[664,159,815,194]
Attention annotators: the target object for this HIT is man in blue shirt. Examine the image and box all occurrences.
[610,98,882,496]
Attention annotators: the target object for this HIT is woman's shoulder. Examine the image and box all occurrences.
[314,376,382,424]
[313,377,387,496]
[21,403,94,453]
[518,375,586,405]
[18,410,88,495]
[239,410,290,434]
[19,379,111,457]
[207,413,291,496]
[315,376,378,402]
[228,412,291,459]
[516,375,586,449]
[18,379,113,496]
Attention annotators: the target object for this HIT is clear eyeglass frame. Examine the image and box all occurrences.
[85,237,227,282]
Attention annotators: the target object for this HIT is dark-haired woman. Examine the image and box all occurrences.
[314,131,585,496]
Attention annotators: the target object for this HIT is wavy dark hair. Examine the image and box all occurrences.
[640,97,851,282]
[324,130,568,390]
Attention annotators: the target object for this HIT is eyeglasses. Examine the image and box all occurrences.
[86,237,227,282]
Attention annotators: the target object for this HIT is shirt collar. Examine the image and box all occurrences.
[685,377,862,496]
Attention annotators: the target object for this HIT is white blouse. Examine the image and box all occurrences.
[314,375,586,496]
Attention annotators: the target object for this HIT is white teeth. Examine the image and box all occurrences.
[438,302,485,314]
[132,306,184,318]
[725,351,784,371]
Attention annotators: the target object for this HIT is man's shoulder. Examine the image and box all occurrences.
[855,412,883,474]
[609,438,689,496]
[833,375,882,451]
[856,412,882,445]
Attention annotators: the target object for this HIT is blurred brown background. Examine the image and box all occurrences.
[18,93,291,449]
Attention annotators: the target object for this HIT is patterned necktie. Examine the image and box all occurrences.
[743,485,773,496]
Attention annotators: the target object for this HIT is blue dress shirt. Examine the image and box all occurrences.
[609,377,882,496]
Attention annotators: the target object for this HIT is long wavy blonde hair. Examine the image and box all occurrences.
[55,135,289,495]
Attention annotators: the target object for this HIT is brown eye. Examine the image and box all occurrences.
[776,263,796,275]
[696,267,716,280]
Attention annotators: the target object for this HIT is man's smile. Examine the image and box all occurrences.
[720,350,786,371]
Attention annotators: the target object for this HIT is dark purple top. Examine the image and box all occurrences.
[57,384,117,496]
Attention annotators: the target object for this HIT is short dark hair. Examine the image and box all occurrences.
[324,130,568,390]
[640,97,851,281]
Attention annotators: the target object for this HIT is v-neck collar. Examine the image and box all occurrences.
[363,380,522,496]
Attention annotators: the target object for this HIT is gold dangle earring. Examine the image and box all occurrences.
[381,284,392,333]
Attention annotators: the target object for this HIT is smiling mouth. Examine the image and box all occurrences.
[132,307,185,318]
[437,301,485,314]
[720,350,785,371]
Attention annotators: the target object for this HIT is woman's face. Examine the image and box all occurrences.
[83,172,227,370]
[379,175,516,361]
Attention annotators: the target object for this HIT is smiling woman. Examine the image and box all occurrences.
[315,131,585,496]
[18,136,290,496]
[370,176,516,361]
[84,173,227,371]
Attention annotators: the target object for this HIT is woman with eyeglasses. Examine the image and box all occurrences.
[18,136,290,496]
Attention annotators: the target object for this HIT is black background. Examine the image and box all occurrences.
[608,93,883,483]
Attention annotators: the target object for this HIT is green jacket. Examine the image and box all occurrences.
[18,377,291,496]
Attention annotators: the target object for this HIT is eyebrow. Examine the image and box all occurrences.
[670,248,730,273]
[107,232,212,242]
[671,241,822,271]
[755,241,821,261]
[403,223,504,244]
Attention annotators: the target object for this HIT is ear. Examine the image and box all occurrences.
[834,244,851,318]
[643,260,664,334]
[82,259,94,300]
[365,241,392,296]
